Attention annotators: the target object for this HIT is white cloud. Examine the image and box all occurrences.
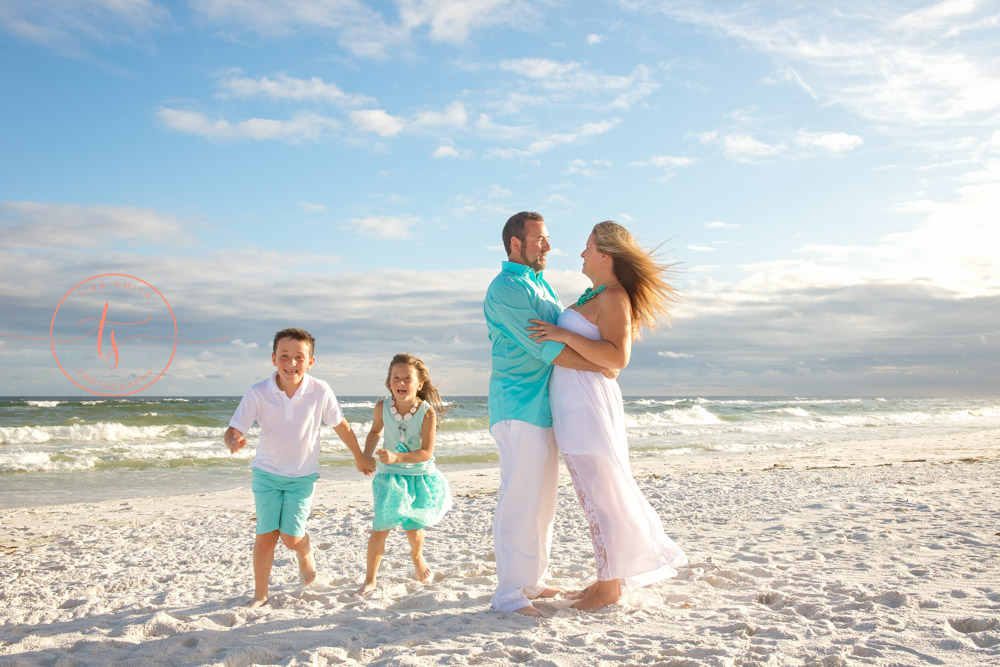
[215,73,375,108]
[687,245,715,253]
[0,0,169,60]
[432,145,473,158]
[795,131,864,154]
[586,33,604,45]
[347,215,420,238]
[488,119,620,159]
[658,350,693,359]
[645,0,1000,128]
[156,108,340,142]
[348,109,405,137]
[298,202,328,213]
[230,339,259,349]
[499,59,658,109]
[411,101,468,129]
[706,221,739,229]
[1,201,190,250]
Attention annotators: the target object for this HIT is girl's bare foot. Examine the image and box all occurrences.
[298,549,317,586]
[413,554,432,582]
[355,580,377,596]
[247,595,269,608]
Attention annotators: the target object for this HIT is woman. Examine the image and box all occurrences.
[528,221,687,611]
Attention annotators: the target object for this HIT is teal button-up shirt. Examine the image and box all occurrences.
[484,261,566,428]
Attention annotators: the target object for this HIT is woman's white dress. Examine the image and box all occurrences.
[550,309,687,587]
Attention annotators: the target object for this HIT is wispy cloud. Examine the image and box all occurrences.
[499,58,657,109]
[488,119,620,159]
[697,128,863,163]
[0,0,169,61]
[639,0,1000,128]
[346,214,421,238]
[347,109,405,137]
[215,72,375,108]
[155,108,340,142]
[706,221,739,230]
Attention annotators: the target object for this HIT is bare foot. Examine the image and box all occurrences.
[536,587,560,599]
[355,581,377,596]
[570,580,621,611]
[298,549,317,586]
[413,554,432,583]
[247,596,268,608]
[514,604,545,618]
[565,584,593,600]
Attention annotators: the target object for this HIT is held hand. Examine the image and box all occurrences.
[527,318,567,343]
[377,448,398,464]
[356,455,376,476]
[225,430,247,454]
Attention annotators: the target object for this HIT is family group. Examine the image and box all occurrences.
[223,212,687,615]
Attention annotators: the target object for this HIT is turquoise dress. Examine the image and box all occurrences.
[372,398,452,531]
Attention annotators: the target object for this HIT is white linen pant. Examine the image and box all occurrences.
[489,420,560,612]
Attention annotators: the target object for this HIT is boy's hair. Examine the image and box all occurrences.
[272,328,316,357]
[385,352,446,424]
[502,211,544,256]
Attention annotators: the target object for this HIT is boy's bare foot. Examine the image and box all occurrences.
[514,604,545,618]
[413,554,432,582]
[298,549,317,586]
[355,581,377,596]
[247,596,269,608]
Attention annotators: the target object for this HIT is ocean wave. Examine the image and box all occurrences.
[626,405,722,427]
[24,401,61,408]
[0,423,186,445]
[764,407,811,417]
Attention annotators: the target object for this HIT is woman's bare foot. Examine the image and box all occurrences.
[570,580,621,611]
[355,580,377,596]
[247,595,269,608]
[297,549,317,586]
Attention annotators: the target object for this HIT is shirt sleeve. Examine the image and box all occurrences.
[322,386,345,426]
[228,388,259,433]
[485,279,566,364]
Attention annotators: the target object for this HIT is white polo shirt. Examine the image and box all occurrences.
[229,372,344,478]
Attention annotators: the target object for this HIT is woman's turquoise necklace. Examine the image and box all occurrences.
[576,281,619,307]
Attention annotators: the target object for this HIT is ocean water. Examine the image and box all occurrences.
[1,395,998,509]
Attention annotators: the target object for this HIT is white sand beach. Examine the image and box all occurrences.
[2,430,999,666]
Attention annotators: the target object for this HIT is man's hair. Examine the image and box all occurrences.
[502,211,544,255]
[272,328,316,357]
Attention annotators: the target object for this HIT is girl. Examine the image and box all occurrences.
[356,353,452,595]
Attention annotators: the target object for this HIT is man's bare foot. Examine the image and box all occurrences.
[514,604,545,618]
[247,595,268,608]
[297,549,317,586]
[413,554,432,582]
[355,581,377,596]
[536,587,560,598]
[570,580,621,611]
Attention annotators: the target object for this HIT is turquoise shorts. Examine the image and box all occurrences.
[251,468,319,537]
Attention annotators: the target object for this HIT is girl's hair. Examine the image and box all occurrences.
[384,353,445,424]
[591,221,679,340]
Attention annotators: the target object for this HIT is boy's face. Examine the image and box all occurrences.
[272,337,314,390]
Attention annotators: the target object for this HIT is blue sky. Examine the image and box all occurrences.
[1,0,998,397]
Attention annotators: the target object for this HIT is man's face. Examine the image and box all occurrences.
[514,219,551,273]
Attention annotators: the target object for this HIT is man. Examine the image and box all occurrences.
[483,211,613,617]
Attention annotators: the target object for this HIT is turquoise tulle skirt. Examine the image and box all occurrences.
[371,469,452,531]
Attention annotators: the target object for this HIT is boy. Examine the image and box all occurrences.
[225,328,375,607]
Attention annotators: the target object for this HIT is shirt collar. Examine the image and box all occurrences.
[268,372,314,397]
[502,260,543,283]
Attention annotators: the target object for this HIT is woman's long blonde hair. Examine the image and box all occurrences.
[592,221,679,340]
[385,353,445,424]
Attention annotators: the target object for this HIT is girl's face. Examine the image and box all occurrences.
[389,363,423,402]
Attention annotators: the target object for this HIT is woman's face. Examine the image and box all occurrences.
[580,232,603,277]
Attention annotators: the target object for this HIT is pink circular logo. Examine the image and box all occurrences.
[50,274,178,396]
